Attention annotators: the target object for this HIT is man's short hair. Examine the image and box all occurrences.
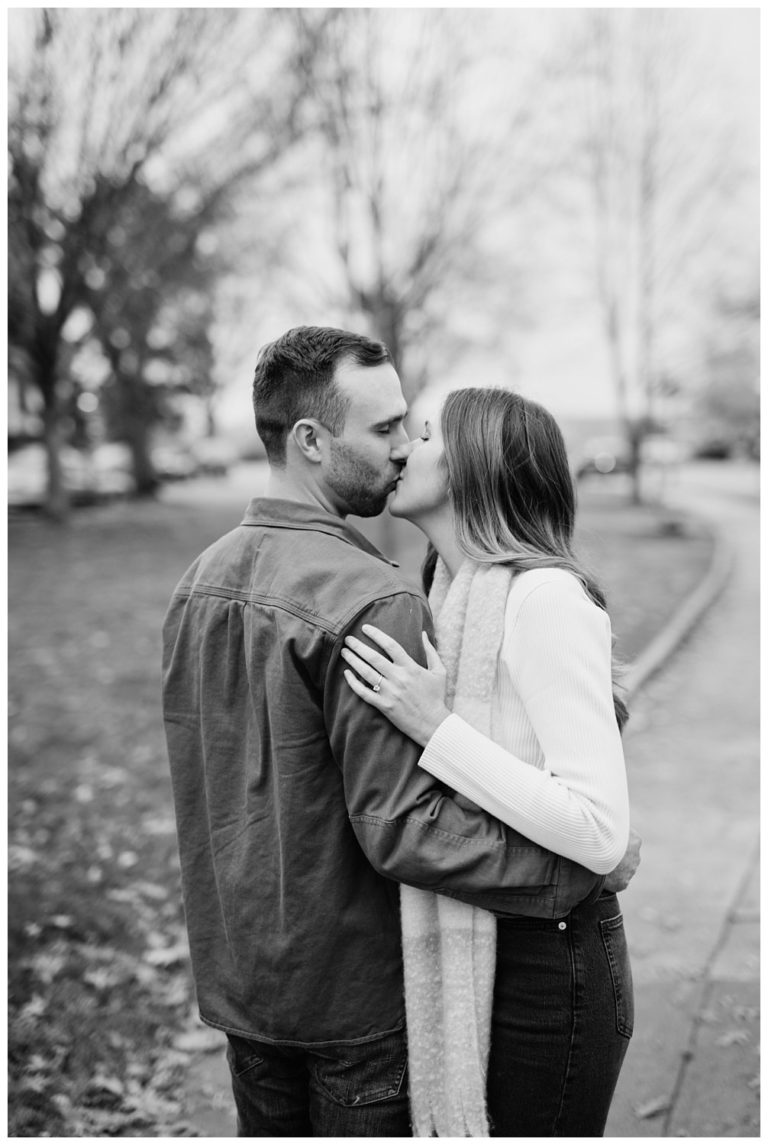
[252,326,393,465]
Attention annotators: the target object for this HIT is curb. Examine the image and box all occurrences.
[623,514,735,701]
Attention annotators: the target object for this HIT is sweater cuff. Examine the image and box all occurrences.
[420,712,501,790]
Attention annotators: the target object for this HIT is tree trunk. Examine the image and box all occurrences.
[124,419,160,497]
[34,330,70,521]
[625,418,644,506]
[117,373,160,497]
[42,397,70,522]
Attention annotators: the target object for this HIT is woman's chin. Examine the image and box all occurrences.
[387,487,409,519]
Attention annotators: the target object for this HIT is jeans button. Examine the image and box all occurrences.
[558,921,567,930]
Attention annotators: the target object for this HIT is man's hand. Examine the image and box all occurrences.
[604,826,642,893]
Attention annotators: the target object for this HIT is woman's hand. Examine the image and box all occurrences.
[341,624,451,747]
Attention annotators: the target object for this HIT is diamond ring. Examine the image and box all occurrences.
[372,673,383,694]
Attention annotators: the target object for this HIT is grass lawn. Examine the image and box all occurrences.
[7,480,714,1136]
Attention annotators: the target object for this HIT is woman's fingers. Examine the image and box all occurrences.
[421,631,444,672]
[344,633,392,673]
[359,624,412,666]
[340,646,385,688]
[343,669,384,707]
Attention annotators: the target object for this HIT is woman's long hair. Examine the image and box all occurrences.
[422,387,629,731]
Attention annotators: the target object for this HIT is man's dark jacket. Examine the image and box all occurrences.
[162,497,604,1047]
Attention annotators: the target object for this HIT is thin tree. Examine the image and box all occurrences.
[293,9,543,399]
[565,9,756,501]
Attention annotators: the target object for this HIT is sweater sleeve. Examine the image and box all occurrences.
[418,574,630,874]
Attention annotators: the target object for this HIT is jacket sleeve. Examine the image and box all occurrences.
[323,589,604,916]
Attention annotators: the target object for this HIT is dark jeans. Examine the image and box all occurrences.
[488,891,634,1137]
[225,1026,410,1137]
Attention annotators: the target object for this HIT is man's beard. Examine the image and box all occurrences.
[327,439,399,517]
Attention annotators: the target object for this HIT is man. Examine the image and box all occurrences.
[162,326,638,1136]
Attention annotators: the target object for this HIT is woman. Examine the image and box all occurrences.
[340,387,634,1137]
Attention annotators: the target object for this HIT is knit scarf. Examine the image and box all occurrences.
[401,557,514,1137]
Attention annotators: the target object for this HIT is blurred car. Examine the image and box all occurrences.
[8,442,137,508]
[8,444,47,508]
[642,435,686,466]
[690,436,734,461]
[8,444,99,507]
[190,436,239,477]
[574,436,632,480]
[91,442,136,497]
[151,445,199,481]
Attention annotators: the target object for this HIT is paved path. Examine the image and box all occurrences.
[605,470,760,1137]
[178,465,760,1137]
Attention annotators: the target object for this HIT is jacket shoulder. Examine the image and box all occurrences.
[306,531,426,631]
[169,520,426,636]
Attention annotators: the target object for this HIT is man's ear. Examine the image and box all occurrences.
[290,419,327,464]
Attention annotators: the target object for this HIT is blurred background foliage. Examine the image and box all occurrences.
[8,8,759,519]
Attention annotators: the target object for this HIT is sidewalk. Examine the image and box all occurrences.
[604,479,760,1137]
[179,472,760,1138]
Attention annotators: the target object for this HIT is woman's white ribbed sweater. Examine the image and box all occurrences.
[419,567,630,874]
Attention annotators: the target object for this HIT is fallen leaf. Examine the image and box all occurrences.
[107,887,138,904]
[122,1087,182,1120]
[134,881,169,901]
[173,1027,225,1053]
[697,1009,719,1024]
[715,1029,750,1047]
[19,1074,47,1094]
[145,943,189,968]
[633,1095,672,1120]
[84,967,120,991]
[8,844,39,870]
[85,1073,125,1098]
[732,1005,759,1022]
[30,944,68,984]
[17,994,48,1023]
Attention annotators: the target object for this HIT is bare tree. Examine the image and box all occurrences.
[8,8,325,516]
[563,10,756,501]
[288,9,547,399]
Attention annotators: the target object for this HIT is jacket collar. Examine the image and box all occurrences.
[241,497,399,567]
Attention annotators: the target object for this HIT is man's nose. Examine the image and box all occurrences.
[391,434,420,463]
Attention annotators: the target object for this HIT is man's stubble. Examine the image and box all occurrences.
[327,438,399,518]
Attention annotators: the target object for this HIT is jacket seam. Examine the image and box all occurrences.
[171,583,339,633]
[172,583,427,638]
[239,515,399,567]
[349,811,552,852]
[200,1011,406,1049]
[334,588,428,634]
